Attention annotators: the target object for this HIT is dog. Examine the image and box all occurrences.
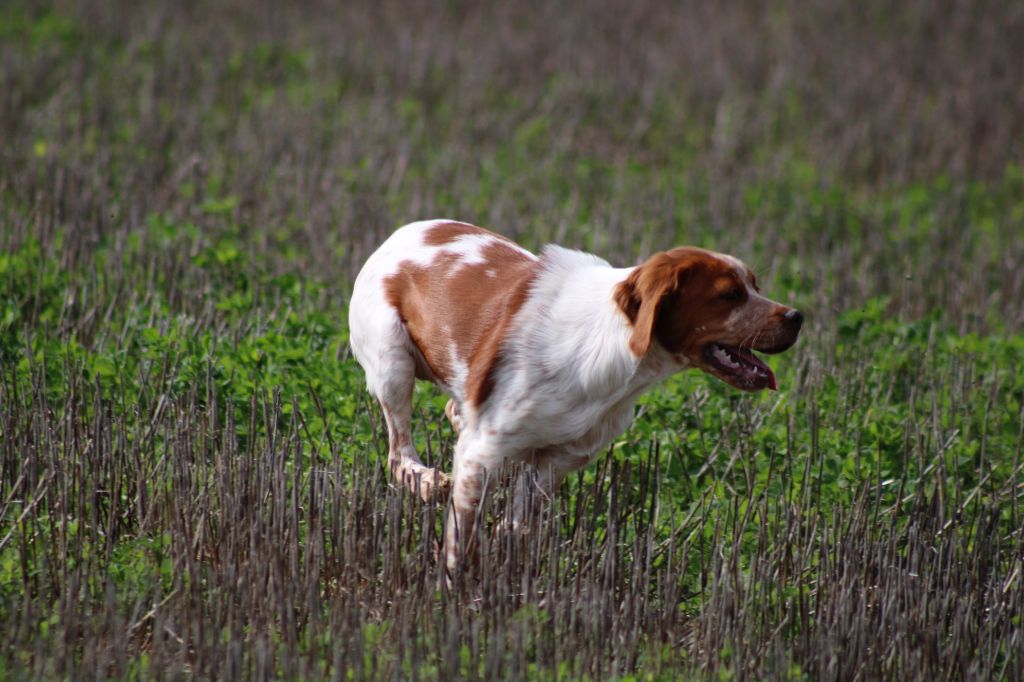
[348,220,802,576]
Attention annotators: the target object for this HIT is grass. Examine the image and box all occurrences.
[2,0,1023,679]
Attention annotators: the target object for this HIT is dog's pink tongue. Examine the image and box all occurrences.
[767,368,777,391]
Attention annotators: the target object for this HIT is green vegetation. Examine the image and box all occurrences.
[2,1,1023,679]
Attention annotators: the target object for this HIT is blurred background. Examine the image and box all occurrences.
[4,0,1023,324]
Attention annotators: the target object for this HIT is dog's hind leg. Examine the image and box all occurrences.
[352,298,450,502]
[374,354,451,502]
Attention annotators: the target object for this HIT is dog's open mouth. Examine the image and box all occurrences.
[702,343,776,391]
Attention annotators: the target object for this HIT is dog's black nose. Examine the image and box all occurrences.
[784,309,804,330]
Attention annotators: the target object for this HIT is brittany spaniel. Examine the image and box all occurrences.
[349,220,802,576]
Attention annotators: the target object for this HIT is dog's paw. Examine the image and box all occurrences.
[409,467,451,503]
[444,399,464,434]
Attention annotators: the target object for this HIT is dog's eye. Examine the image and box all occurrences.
[721,287,744,301]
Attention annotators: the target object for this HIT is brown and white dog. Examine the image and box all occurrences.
[349,220,802,575]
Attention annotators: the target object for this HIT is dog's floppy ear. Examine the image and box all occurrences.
[615,251,697,356]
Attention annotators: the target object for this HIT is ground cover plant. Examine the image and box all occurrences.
[2,0,1023,679]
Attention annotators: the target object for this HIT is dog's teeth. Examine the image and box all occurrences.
[714,346,739,368]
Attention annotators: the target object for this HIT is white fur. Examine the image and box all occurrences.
[468,245,681,465]
[349,219,533,402]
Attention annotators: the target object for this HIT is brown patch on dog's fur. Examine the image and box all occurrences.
[422,221,518,247]
[614,248,736,356]
[384,226,537,406]
[464,265,537,408]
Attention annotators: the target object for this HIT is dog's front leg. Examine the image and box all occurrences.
[444,437,492,584]
[506,447,592,532]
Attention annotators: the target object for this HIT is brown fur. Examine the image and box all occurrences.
[384,224,538,405]
[464,267,537,408]
[614,248,731,355]
[422,221,518,247]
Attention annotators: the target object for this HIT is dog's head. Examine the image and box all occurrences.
[614,247,802,391]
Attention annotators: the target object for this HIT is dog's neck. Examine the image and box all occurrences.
[509,246,685,401]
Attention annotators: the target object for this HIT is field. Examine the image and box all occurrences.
[2,0,1024,679]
